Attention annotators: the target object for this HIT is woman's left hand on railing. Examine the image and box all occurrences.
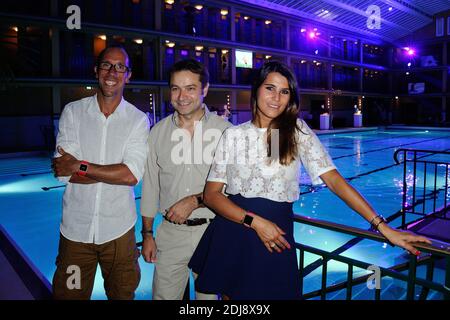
[379,224,432,256]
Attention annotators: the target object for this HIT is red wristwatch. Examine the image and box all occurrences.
[77,160,89,176]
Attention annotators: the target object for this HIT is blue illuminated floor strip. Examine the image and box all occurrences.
[326,131,432,149]
[41,185,65,191]
[332,136,448,161]
[21,171,52,177]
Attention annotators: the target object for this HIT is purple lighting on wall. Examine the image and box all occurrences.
[403,47,415,56]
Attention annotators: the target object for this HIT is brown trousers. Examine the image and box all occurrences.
[52,227,140,300]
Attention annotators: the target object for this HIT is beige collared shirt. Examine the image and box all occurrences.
[141,105,231,219]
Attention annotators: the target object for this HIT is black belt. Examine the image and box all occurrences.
[164,215,213,226]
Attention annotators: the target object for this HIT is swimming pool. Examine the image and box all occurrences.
[295,128,450,299]
[0,128,449,299]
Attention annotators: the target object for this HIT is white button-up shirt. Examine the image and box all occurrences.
[55,94,150,244]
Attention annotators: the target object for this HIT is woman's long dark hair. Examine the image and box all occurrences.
[251,61,301,165]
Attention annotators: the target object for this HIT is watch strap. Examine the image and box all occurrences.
[77,160,89,177]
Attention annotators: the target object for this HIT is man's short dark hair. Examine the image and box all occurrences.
[96,45,132,71]
[168,59,209,88]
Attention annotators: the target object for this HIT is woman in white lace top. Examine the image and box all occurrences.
[189,61,430,300]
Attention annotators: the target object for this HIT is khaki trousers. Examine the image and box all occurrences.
[152,220,217,300]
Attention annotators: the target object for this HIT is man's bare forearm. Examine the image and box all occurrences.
[53,147,137,186]
[142,216,155,235]
[85,163,137,186]
[69,174,98,184]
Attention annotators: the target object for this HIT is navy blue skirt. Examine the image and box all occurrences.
[188,194,301,300]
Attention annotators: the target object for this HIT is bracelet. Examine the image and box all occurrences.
[375,218,386,229]
[369,215,380,225]
[141,229,153,235]
[369,216,395,247]
[370,215,387,231]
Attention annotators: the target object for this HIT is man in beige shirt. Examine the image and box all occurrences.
[140,59,231,300]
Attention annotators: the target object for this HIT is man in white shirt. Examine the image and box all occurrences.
[51,46,149,300]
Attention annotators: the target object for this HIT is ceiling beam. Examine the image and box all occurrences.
[384,0,433,20]
[234,0,439,41]
[319,0,413,33]
[224,0,410,42]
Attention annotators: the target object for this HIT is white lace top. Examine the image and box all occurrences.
[207,119,336,202]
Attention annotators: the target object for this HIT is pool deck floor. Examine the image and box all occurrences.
[0,249,34,300]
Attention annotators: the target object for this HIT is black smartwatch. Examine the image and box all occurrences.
[196,195,203,206]
[242,214,254,228]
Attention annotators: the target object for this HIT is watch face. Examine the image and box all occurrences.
[80,164,88,172]
[243,214,253,227]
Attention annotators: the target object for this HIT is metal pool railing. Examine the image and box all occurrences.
[393,148,450,228]
[294,215,450,300]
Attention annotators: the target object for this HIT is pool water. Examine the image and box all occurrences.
[295,129,450,299]
[0,129,449,300]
